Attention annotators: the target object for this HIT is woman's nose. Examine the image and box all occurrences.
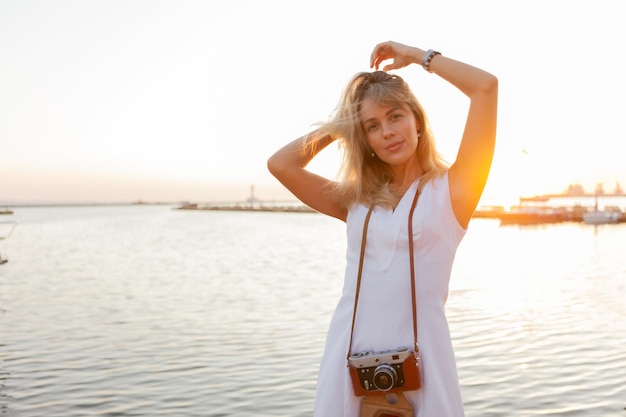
[382,122,395,139]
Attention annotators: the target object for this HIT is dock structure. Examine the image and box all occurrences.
[175,183,626,224]
[473,190,626,225]
[175,202,316,214]
[174,183,318,214]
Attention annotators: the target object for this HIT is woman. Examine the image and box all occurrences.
[268,41,497,416]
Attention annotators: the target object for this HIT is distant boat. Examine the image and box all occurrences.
[1,199,12,214]
[582,210,620,225]
[582,184,621,224]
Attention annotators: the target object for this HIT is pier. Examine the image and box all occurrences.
[474,188,626,225]
[175,202,317,214]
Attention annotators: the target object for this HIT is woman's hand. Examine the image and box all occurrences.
[370,41,422,71]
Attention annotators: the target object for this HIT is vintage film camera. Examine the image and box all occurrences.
[348,347,420,396]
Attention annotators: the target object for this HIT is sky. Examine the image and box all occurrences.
[1,0,625,205]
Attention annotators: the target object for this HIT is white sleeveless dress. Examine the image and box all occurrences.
[313,173,466,417]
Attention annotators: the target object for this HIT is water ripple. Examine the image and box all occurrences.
[2,208,626,416]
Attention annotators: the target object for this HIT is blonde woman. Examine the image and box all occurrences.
[268,40,497,416]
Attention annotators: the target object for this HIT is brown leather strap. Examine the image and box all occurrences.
[408,187,420,354]
[346,204,374,360]
[347,187,420,360]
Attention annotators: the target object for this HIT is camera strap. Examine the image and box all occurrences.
[347,186,421,361]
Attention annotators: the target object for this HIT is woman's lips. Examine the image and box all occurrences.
[385,141,403,152]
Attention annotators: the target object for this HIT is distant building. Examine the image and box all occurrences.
[565,184,585,196]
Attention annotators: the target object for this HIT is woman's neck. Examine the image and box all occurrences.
[388,163,425,196]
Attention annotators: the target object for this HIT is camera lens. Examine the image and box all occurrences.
[373,364,397,391]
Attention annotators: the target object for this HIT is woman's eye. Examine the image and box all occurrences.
[367,123,379,132]
[391,113,403,120]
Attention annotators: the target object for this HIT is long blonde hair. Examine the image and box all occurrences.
[305,71,448,208]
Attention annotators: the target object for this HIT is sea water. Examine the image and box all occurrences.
[1,205,625,416]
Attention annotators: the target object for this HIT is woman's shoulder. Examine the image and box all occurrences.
[346,202,370,222]
[422,170,450,192]
[423,170,466,233]
[420,171,456,213]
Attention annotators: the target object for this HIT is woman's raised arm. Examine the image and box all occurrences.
[371,41,498,228]
[267,133,347,221]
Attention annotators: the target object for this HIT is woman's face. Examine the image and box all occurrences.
[360,97,420,168]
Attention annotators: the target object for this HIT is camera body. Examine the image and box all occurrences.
[348,347,420,396]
